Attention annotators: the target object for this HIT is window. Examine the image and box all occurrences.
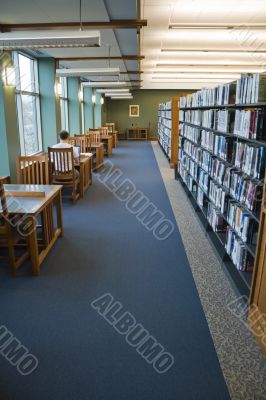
[59,77,69,131]
[14,52,42,156]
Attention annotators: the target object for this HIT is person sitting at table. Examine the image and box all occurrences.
[52,130,80,176]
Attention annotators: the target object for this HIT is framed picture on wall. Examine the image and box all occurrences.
[129,105,139,117]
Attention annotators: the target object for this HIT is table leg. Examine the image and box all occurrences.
[27,216,40,276]
[56,190,64,237]
[79,163,84,198]
[108,138,113,156]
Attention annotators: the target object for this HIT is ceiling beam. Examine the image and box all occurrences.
[0,20,148,32]
[56,56,145,61]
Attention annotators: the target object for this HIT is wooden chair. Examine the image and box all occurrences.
[48,147,80,202]
[16,155,49,185]
[99,127,109,136]
[87,131,101,144]
[67,137,76,146]
[105,123,115,133]
[0,180,29,276]
[74,136,88,153]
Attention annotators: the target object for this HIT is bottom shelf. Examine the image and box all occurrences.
[175,164,252,297]
[158,140,170,162]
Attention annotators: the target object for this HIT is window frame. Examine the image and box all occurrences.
[59,76,69,132]
[13,51,43,156]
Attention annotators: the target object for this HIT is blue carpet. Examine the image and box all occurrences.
[0,142,230,400]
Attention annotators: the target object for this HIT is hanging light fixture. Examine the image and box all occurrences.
[0,0,100,49]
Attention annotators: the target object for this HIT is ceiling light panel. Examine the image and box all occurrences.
[96,89,130,93]
[111,97,133,99]
[82,81,127,88]
[0,30,101,49]
[57,68,120,77]
[151,73,240,79]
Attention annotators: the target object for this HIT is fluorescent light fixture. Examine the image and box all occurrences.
[161,49,266,54]
[92,94,96,103]
[152,73,240,79]
[100,97,104,105]
[2,66,15,85]
[0,30,101,49]
[57,67,120,77]
[83,81,127,88]
[96,89,130,93]
[111,96,133,100]
[168,23,266,30]
[153,67,265,73]
[104,92,132,97]
[152,78,235,83]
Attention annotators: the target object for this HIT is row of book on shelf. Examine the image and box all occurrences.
[179,73,266,108]
[179,124,266,181]
[178,161,255,272]
[158,101,172,111]
[158,101,173,159]
[179,108,266,140]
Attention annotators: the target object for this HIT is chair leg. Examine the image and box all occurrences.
[7,238,17,277]
[72,182,80,202]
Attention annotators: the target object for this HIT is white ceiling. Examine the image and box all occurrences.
[3,0,266,91]
[140,0,266,89]
[0,0,140,86]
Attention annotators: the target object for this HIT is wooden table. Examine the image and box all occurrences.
[101,135,113,156]
[1,184,63,275]
[90,143,104,170]
[0,176,10,184]
[75,154,93,197]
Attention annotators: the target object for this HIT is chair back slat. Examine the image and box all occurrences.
[16,155,49,185]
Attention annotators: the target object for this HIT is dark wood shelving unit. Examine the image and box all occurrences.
[176,97,266,299]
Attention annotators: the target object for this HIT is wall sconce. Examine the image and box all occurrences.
[2,66,16,86]
[92,94,96,104]
[100,97,104,105]
[79,89,83,102]
[55,82,62,96]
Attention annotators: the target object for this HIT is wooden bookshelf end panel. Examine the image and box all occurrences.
[249,209,266,354]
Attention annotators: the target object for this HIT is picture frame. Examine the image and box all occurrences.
[129,104,139,117]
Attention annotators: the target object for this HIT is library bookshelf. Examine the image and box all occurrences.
[175,76,266,322]
[158,96,184,168]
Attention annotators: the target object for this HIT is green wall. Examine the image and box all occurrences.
[68,77,81,134]
[106,89,192,139]
[0,78,10,176]
[94,91,102,128]
[83,87,93,131]
[38,58,58,149]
